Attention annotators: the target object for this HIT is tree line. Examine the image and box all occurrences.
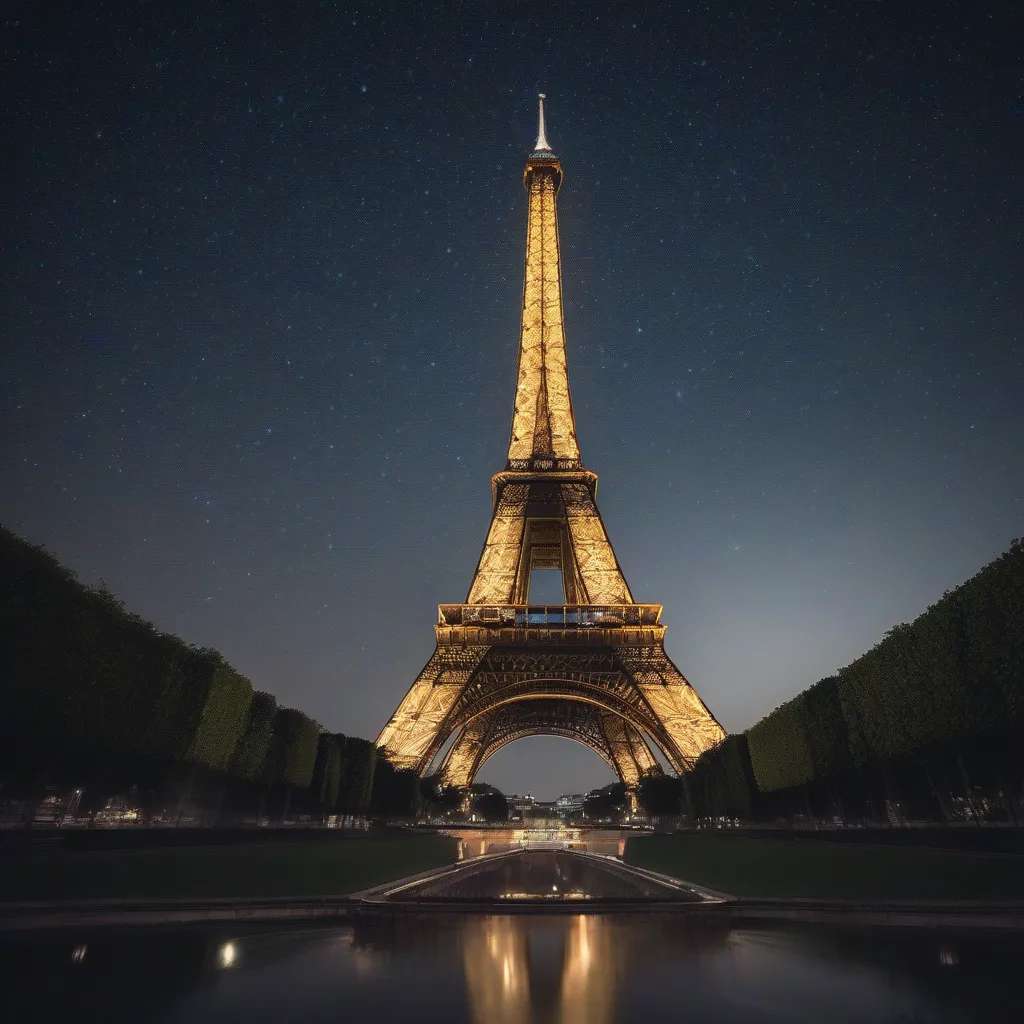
[0,526,421,825]
[639,539,1024,825]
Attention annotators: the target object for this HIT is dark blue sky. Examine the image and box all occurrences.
[3,2,1020,797]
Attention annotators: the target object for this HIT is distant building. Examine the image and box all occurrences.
[528,802,556,819]
[555,794,585,818]
[509,793,576,822]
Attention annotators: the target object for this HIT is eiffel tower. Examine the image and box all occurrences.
[377,97,725,792]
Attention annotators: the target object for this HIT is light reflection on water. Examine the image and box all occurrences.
[461,915,621,1024]
[1,913,1016,1022]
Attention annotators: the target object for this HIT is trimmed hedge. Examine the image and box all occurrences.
[230,691,278,781]
[0,530,250,773]
[0,526,421,821]
[268,708,321,790]
[337,736,378,815]
[312,733,343,810]
[687,734,755,818]
[836,542,1023,766]
[746,693,815,792]
[690,540,1024,820]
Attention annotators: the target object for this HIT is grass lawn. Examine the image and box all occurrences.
[0,836,458,902]
[625,834,1024,901]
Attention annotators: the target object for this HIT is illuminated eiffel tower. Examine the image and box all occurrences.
[377,97,725,791]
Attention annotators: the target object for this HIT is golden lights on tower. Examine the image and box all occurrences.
[376,96,725,789]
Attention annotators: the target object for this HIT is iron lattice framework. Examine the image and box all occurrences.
[377,97,725,789]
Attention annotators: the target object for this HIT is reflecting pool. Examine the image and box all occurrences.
[389,849,697,900]
[2,915,1019,1022]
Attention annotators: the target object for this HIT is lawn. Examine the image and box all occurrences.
[625,834,1024,901]
[0,835,458,902]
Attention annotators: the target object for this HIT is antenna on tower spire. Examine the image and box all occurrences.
[534,93,551,152]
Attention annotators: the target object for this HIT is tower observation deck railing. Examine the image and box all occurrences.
[438,604,663,628]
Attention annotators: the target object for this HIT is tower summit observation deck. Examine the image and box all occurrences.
[377,97,725,790]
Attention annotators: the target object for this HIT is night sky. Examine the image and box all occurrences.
[3,2,1020,798]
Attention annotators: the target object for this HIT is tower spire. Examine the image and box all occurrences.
[535,92,551,152]
[507,96,579,471]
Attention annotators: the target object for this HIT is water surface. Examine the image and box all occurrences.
[3,914,1018,1023]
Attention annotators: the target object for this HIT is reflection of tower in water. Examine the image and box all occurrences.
[558,916,619,1024]
[461,917,532,1024]
[460,915,620,1024]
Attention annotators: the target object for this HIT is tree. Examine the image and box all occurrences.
[801,676,852,779]
[171,649,253,771]
[746,694,815,792]
[961,539,1024,723]
[0,526,402,829]
[337,736,378,815]
[229,691,278,781]
[0,528,257,825]
[421,777,465,818]
[267,708,321,790]
[637,774,683,817]
[471,790,509,822]
[583,782,628,821]
[159,649,254,825]
[718,734,756,817]
[0,530,183,783]
[264,708,321,822]
[311,733,343,812]
[371,755,423,819]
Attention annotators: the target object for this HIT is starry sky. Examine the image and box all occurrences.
[2,2,1020,798]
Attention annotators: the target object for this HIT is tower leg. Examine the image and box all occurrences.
[376,645,489,770]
